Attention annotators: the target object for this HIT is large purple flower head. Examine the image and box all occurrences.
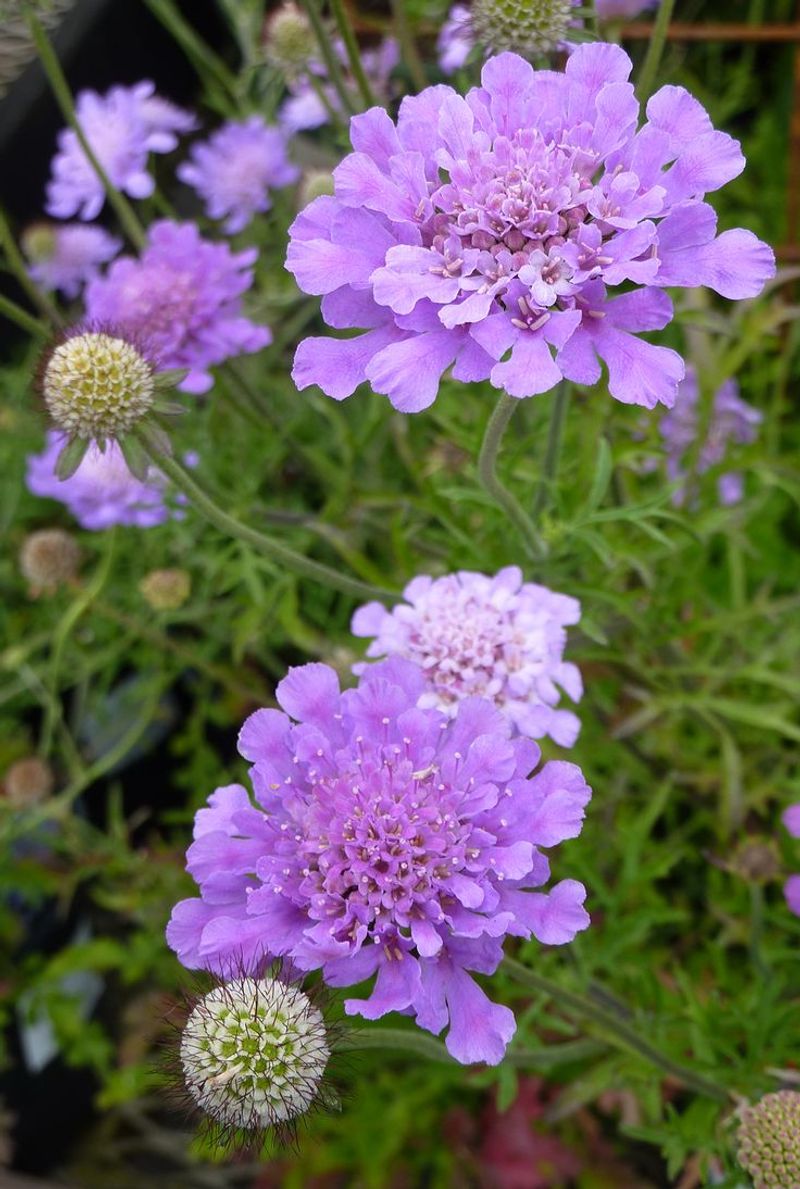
[782,805,800,917]
[167,658,591,1064]
[23,223,121,299]
[26,430,174,530]
[658,367,762,506]
[84,220,271,394]
[352,568,582,747]
[279,37,399,134]
[286,46,774,412]
[46,81,195,221]
[177,117,300,234]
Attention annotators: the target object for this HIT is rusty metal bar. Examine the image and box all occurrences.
[621,21,800,41]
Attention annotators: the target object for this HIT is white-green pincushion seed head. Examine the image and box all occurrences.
[42,331,155,442]
[737,1091,800,1189]
[472,0,576,57]
[180,978,331,1132]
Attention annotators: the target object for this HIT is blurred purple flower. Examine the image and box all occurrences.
[279,37,399,133]
[596,0,660,16]
[286,46,774,412]
[352,567,582,747]
[84,220,271,394]
[24,223,121,299]
[177,116,300,234]
[46,81,195,221]
[437,4,473,74]
[167,657,591,1065]
[783,805,800,917]
[26,430,173,530]
[658,367,762,506]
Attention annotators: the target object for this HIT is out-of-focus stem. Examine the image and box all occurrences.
[330,0,375,108]
[389,0,427,92]
[299,0,357,117]
[0,292,50,337]
[25,8,148,251]
[637,0,677,103]
[0,206,63,328]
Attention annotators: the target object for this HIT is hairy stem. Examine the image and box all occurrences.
[504,957,730,1103]
[138,423,397,602]
[637,0,677,103]
[330,0,375,108]
[25,8,148,251]
[478,394,546,559]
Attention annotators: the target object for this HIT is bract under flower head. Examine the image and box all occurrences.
[658,367,762,506]
[178,117,299,234]
[287,46,774,412]
[26,430,174,531]
[24,223,121,299]
[84,220,271,395]
[46,81,194,221]
[352,567,582,747]
[167,658,591,1065]
[180,977,330,1133]
[42,330,155,441]
[737,1091,800,1189]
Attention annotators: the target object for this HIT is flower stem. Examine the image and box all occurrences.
[478,394,546,559]
[389,0,427,93]
[137,423,397,603]
[636,0,676,104]
[340,1027,455,1063]
[141,0,239,112]
[0,292,50,338]
[503,957,730,1103]
[329,0,375,109]
[24,8,148,251]
[298,0,357,118]
[0,205,63,328]
[532,380,570,521]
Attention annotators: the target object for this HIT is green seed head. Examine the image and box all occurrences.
[263,3,314,78]
[139,568,191,612]
[471,0,576,57]
[180,978,331,1132]
[42,331,155,443]
[737,1091,800,1189]
[21,222,58,263]
[19,527,80,592]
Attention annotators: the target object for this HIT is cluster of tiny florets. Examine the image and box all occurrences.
[472,0,577,56]
[42,331,155,442]
[180,978,330,1132]
[737,1091,800,1189]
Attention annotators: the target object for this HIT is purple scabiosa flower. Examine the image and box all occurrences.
[23,223,121,299]
[782,805,800,917]
[352,567,582,747]
[26,430,174,530]
[657,367,762,506]
[177,117,300,235]
[438,5,473,75]
[46,81,194,222]
[286,46,775,412]
[278,38,399,134]
[84,220,271,394]
[166,658,591,1065]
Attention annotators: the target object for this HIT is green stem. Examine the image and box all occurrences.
[0,206,63,328]
[532,381,570,521]
[0,292,50,338]
[298,0,357,117]
[636,0,677,104]
[504,957,730,1103]
[141,0,239,111]
[25,9,147,251]
[340,1027,454,1063]
[330,0,375,108]
[478,394,545,559]
[389,0,427,93]
[138,424,397,603]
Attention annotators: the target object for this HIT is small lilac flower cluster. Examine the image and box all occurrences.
[782,806,800,917]
[287,45,774,411]
[279,37,399,134]
[168,653,591,1065]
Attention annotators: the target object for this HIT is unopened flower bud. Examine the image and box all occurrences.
[21,222,57,263]
[19,528,80,592]
[180,978,331,1133]
[41,330,156,444]
[732,839,781,883]
[263,2,314,78]
[4,757,55,806]
[737,1091,800,1188]
[299,169,335,208]
[472,0,576,56]
[139,568,191,611]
